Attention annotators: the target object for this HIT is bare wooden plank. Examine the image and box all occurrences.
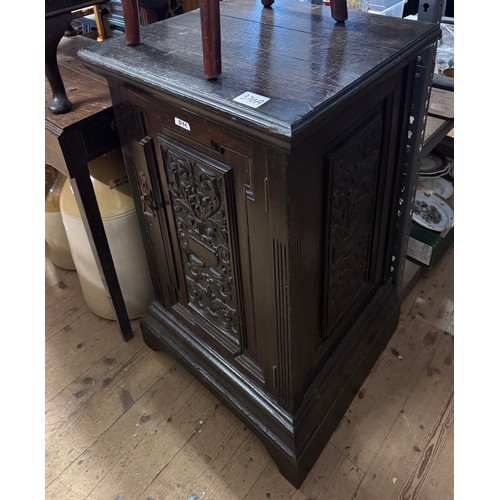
[400,246,454,334]
[242,442,364,500]
[412,414,454,499]
[204,431,271,499]
[45,247,86,338]
[85,380,217,498]
[353,392,453,499]
[330,317,452,472]
[350,333,453,499]
[45,335,173,485]
[45,266,87,341]
[141,405,268,500]
[46,361,199,499]
[45,310,138,401]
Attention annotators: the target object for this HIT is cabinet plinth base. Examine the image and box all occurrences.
[77,0,440,487]
[141,285,400,488]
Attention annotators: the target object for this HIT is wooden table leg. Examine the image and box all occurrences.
[63,130,134,341]
[93,5,107,42]
[46,13,73,114]
[199,0,221,80]
[122,0,141,46]
[330,0,348,22]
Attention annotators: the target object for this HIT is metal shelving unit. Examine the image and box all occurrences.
[401,1,454,298]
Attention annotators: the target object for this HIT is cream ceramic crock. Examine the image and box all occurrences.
[45,164,76,271]
[60,149,154,320]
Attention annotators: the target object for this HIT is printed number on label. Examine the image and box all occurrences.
[174,117,191,131]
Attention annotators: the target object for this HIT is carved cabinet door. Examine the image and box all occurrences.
[127,104,273,392]
[158,136,245,354]
[157,133,275,389]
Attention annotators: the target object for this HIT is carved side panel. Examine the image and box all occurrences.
[159,136,243,350]
[323,116,383,340]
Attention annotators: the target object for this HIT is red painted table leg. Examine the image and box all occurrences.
[331,0,348,22]
[200,0,222,80]
[122,0,141,46]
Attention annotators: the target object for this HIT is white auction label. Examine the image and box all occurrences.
[174,117,191,131]
[233,91,270,109]
[428,87,454,119]
[406,237,432,266]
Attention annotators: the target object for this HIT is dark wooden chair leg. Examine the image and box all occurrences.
[330,0,348,22]
[122,0,141,46]
[199,0,221,80]
[46,13,73,114]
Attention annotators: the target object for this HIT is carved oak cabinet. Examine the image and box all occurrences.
[79,0,440,487]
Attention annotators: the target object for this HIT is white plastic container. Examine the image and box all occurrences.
[367,0,407,17]
[60,149,154,320]
[347,0,407,18]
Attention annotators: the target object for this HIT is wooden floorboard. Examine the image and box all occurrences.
[45,247,454,499]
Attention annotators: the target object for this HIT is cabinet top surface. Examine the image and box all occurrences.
[78,0,439,138]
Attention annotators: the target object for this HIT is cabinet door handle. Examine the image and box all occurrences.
[138,170,156,218]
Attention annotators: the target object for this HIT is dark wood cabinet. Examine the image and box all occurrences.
[79,0,440,487]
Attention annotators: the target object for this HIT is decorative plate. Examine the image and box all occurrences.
[419,153,449,177]
[412,189,454,232]
[417,176,454,199]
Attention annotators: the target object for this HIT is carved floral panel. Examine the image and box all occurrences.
[160,139,241,345]
[324,117,382,339]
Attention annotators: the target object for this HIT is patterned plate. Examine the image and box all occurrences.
[417,176,454,199]
[412,189,454,232]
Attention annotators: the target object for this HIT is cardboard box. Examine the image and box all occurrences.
[406,223,454,268]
